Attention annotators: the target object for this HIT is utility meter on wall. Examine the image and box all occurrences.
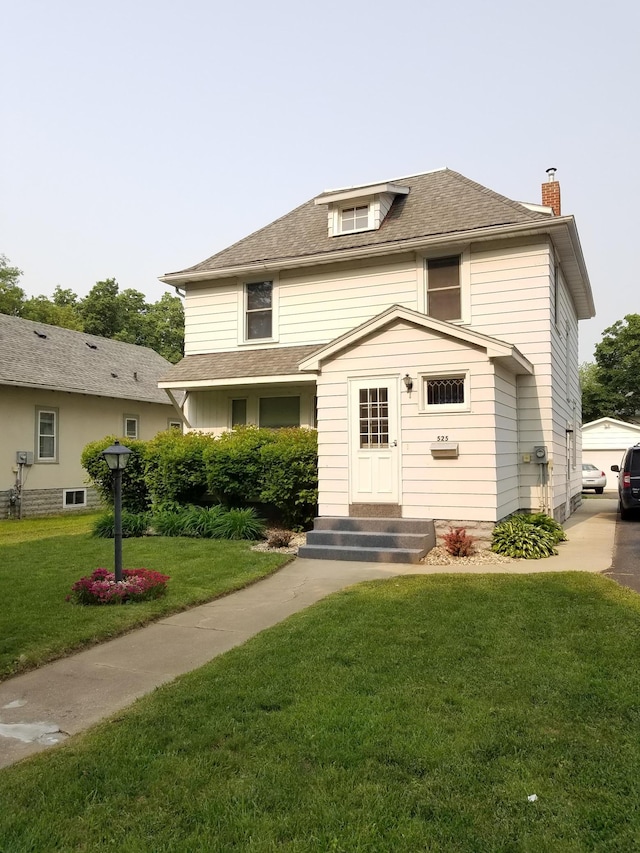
[533,446,548,464]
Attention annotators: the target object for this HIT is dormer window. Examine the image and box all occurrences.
[339,205,371,233]
[315,181,409,237]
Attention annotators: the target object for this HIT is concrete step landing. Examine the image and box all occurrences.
[299,516,436,564]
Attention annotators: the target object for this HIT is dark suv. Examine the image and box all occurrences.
[611,444,640,520]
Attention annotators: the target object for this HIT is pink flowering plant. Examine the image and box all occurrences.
[68,568,170,605]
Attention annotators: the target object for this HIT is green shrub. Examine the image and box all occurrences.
[81,436,150,513]
[145,431,212,508]
[204,426,276,506]
[91,510,150,539]
[204,426,318,530]
[259,428,318,530]
[491,517,558,559]
[217,508,266,541]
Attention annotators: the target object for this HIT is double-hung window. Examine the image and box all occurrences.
[37,408,57,462]
[246,281,273,340]
[426,256,461,321]
[124,415,139,439]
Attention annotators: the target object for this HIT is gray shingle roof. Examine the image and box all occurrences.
[0,314,173,404]
[159,344,322,384]
[168,168,552,276]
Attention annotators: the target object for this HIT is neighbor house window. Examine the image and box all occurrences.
[339,205,371,233]
[421,374,469,412]
[168,419,182,430]
[64,488,86,508]
[427,256,461,321]
[124,416,139,439]
[36,407,58,462]
[259,396,300,428]
[231,399,247,427]
[246,281,273,340]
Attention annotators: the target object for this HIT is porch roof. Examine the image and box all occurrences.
[159,344,322,389]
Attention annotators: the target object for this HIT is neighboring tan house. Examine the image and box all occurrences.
[582,417,640,488]
[158,168,595,558]
[0,315,182,518]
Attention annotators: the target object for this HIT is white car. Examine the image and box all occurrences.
[582,463,606,494]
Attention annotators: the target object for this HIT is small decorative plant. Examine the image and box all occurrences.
[442,527,475,557]
[267,529,294,548]
[92,510,150,539]
[491,514,561,559]
[68,568,170,605]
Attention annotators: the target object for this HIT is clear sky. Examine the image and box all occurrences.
[2,0,638,362]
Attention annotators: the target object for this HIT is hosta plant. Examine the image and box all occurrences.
[491,517,558,559]
[68,568,170,605]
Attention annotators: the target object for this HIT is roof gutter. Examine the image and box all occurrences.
[160,216,577,283]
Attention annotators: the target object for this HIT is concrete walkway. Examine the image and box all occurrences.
[0,498,618,769]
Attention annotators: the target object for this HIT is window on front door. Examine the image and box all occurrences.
[427,256,461,321]
[359,388,389,448]
[246,281,273,340]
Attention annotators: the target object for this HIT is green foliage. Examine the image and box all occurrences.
[81,436,151,513]
[0,260,184,362]
[217,507,266,540]
[491,516,558,559]
[522,512,567,544]
[151,505,264,540]
[442,527,475,557]
[145,430,211,508]
[581,315,640,422]
[259,427,319,529]
[91,510,150,539]
[204,426,318,529]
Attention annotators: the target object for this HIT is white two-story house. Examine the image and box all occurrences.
[159,168,594,549]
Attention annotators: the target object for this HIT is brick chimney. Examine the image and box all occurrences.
[541,167,561,216]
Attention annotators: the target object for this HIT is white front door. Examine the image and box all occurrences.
[349,378,400,504]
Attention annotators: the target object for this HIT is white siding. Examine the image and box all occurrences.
[316,319,507,522]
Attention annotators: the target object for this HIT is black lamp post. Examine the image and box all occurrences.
[101,440,132,582]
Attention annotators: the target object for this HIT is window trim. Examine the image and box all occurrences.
[123,415,139,439]
[419,246,470,323]
[333,203,373,235]
[419,371,470,413]
[238,276,279,344]
[35,406,58,463]
[63,488,87,508]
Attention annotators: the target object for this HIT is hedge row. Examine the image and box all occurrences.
[81,427,318,529]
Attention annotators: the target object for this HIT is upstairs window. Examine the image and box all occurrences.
[427,256,461,321]
[339,205,371,233]
[246,281,273,340]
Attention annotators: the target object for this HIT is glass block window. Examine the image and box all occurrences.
[359,387,389,448]
[426,377,465,406]
[246,281,273,339]
[340,205,370,232]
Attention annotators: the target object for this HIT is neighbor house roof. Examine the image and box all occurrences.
[162,168,552,278]
[159,344,321,389]
[0,314,173,404]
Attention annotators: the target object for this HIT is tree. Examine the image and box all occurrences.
[21,295,84,329]
[144,292,185,363]
[0,255,26,316]
[582,315,640,422]
[79,278,122,337]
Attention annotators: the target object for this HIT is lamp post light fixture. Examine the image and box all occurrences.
[101,440,132,582]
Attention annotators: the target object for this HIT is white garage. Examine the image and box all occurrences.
[582,417,640,490]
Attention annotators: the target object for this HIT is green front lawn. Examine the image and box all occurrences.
[1,573,640,851]
[0,514,290,679]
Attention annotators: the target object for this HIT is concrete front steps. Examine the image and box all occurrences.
[298,517,436,564]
